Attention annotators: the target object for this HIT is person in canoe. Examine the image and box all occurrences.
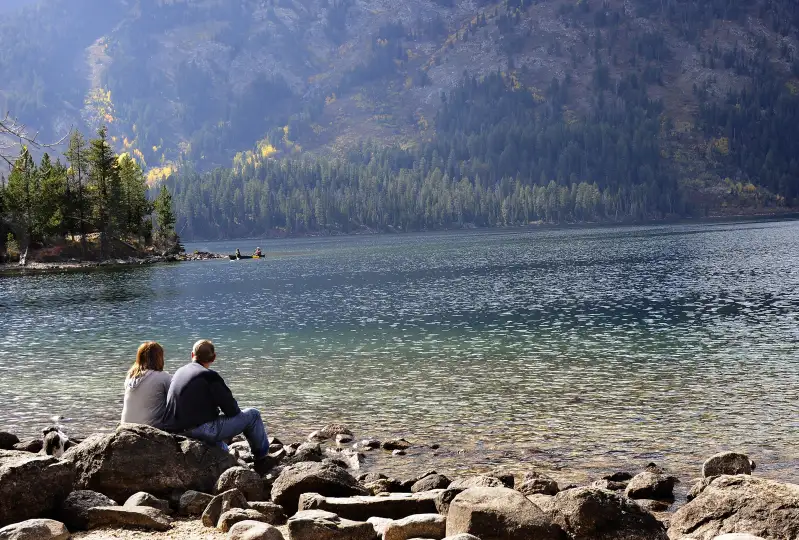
[235,248,241,259]
[254,247,263,257]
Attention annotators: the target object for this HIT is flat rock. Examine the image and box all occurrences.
[0,433,19,451]
[124,491,171,514]
[12,438,43,453]
[86,505,172,531]
[216,466,266,501]
[248,501,287,525]
[551,486,667,540]
[178,490,214,516]
[412,474,451,493]
[299,490,443,521]
[446,487,565,540]
[201,488,249,527]
[218,508,274,532]
[384,513,447,540]
[702,453,753,478]
[625,471,678,500]
[0,450,75,527]
[64,424,236,501]
[668,475,799,540]
[57,490,117,530]
[287,509,377,540]
[0,519,70,540]
[271,461,368,514]
[229,520,285,540]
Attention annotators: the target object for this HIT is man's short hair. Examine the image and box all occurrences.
[192,339,215,363]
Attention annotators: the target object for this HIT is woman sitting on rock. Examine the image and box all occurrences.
[121,341,172,429]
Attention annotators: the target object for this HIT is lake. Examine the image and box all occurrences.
[1,220,799,488]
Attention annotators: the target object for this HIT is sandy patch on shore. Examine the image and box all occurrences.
[73,518,290,540]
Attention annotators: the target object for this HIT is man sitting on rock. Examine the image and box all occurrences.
[164,339,270,471]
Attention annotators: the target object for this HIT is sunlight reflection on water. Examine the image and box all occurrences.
[1,220,799,486]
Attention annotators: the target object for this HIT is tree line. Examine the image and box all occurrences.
[0,127,179,260]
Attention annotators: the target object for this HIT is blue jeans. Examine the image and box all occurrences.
[186,408,269,458]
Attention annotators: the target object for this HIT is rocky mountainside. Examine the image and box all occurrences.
[1,0,798,205]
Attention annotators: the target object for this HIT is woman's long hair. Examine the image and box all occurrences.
[127,342,165,379]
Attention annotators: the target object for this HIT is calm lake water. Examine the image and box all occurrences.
[2,220,799,488]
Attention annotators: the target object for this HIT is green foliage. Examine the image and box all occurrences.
[153,184,180,251]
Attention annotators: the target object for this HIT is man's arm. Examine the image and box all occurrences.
[208,373,242,417]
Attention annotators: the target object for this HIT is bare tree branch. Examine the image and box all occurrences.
[0,112,69,167]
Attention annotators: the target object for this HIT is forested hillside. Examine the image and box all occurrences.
[1,0,798,239]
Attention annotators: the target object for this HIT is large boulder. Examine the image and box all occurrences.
[299,491,443,521]
[86,505,172,531]
[550,487,668,540]
[271,461,368,514]
[668,475,799,540]
[446,487,565,540]
[216,466,266,501]
[0,519,69,540]
[57,490,117,531]
[287,509,377,540]
[0,450,75,527]
[63,424,236,501]
[702,453,753,478]
[624,471,678,500]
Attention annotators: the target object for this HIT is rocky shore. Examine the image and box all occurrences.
[0,251,225,276]
[0,424,795,540]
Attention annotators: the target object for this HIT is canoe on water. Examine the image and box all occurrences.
[228,254,265,260]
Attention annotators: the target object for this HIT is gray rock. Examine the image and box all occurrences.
[435,488,461,515]
[412,474,451,493]
[216,466,266,501]
[636,498,673,513]
[518,472,559,496]
[603,472,634,482]
[442,535,481,540]
[201,488,249,527]
[124,492,171,514]
[86,505,172,531]
[271,461,368,514]
[366,478,410,495]
[0,450,75,527]
[178,490,214,517]
[446,487,565,540]
[702,453,754,478]
[57,490,117,530]
[287,443,324,464]
[361,439,382,449]
[287,509,377,540]
[359,472,387,483]
[319,424,354,439]
[12,438,43,453]
[591,479,628,491]
[229,520,285,540]
[383,513,447,540]
[248,501,287,525]
[668,475,799,540]
[448,475,507,490]
[218,508,274,532]
[299,491,443,521]
[625,471,678,500]
[0,519,70,540]
[551,486,667,540]
[0,433,19,451]
[63,424,236,501]
[382,439,412,451]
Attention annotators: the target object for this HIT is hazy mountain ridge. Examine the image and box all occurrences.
[1,0,798,206]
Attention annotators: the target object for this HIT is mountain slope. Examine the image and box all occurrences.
[1,0,798,211]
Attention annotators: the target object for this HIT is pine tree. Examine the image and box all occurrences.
[118,154,151,242]
[153,184,180,252]
[64,130,91,253]
[87,126,121,255]
[3,147,38,251]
